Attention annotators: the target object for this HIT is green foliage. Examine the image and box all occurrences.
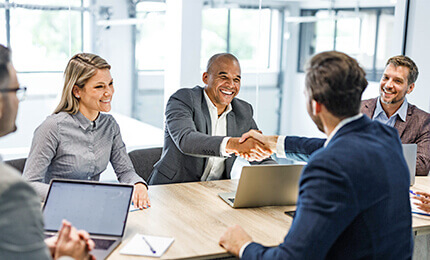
[32,11,81,58]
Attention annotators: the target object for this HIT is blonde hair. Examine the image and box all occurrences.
[54,53,111,114]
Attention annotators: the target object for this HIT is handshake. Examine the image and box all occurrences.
[225,130,279,162]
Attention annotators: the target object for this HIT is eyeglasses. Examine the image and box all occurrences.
[0,86,27,101]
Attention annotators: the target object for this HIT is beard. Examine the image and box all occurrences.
[380,87,407,105]
[311,114,324,133]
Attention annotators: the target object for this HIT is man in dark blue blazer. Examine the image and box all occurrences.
[219,51,413,259]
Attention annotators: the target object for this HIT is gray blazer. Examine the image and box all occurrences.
[148,86,275,185]
[0,163,51,259]
[361,98,430,176]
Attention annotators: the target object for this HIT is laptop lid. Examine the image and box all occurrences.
[219,164,304,208]
[43,179,133,237]
[402,144,417,186]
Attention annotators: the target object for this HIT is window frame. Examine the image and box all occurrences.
[297,6,395,82]
[0,1,88,73]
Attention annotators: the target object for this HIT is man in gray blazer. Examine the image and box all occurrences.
[148,53,274,185]
[361,55,429,176]
[0,44,94,259]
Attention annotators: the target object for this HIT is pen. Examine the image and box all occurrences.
[142,235,156,254]
[410,190,420,197]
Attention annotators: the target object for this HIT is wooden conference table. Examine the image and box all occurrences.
[108,177,430,259]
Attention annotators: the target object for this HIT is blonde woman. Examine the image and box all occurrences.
[23,53,150,209]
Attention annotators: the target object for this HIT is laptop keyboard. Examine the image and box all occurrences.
[93,238,116,250]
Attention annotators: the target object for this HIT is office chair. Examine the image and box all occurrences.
[128,147,162,182]
[4,158,27,174]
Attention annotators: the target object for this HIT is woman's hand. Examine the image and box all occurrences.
[133,183,150,209]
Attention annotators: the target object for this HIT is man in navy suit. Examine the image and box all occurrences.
[219,51,413,259]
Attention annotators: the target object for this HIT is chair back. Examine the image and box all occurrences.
[4,158,27,174]
[128,147,162,182]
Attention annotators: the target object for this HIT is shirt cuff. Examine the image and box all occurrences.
[239,241,252,258]
[134,181,148,189]
[276,135,286,158]
[220,137,232,157]
[58,256,75,260]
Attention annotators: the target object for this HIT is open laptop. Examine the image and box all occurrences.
[43,179,134,260]
[219,164,304,208]
[402,144,417,186]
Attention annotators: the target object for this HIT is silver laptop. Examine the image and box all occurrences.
[402,144,417,186]
[219,164,304,208]
[43,179,133,260]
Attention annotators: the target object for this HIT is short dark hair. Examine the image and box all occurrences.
[305,51,368,118]
[386,55,418,85]
[206,53,240,74]
[0,44,11,90]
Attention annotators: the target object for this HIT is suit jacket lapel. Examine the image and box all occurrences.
[394,103,411,138]
[201,90,212,135]
[226,111,236,137]
[362,98,377,118]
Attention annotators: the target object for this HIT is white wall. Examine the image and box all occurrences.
[164,0,203,105]
[95,0,134,117]
[404,0,430,112]
[279,3,326,138]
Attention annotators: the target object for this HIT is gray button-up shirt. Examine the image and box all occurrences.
[23,111,145,200]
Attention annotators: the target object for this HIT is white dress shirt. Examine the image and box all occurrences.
[200,90,232,181]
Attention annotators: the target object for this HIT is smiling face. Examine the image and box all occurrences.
[379,64,414,106]
[73,68,114,121]
[203,56,241,115]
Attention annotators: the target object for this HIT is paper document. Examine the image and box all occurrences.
[129,204,141,212]
[120,234,174,257]
[410,192,430,217]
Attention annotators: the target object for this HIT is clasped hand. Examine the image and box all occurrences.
[45,220,95,260]
[226,130,275,161]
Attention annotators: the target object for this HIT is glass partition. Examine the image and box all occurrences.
[0,0,402,165]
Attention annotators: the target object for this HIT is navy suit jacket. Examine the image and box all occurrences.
[243,115,413,259]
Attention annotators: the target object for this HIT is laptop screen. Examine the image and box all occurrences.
[402,144,417,185]
[43,180,133,236]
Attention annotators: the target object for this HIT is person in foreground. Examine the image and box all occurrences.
[361,55,429,176]
[219,51,413,259]
[22,53,149,209]
[148,53,274,185]
[0,44,94,259]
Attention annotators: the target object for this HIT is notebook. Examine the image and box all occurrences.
[120,234,174,257]
[219,164,304,208]
[43,179,133,260]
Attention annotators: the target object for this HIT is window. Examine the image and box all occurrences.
[135,2,166,71]
[10,8,82,72]
[201,6,278,70]
[298,7,395,81]
[0,1,87,159]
